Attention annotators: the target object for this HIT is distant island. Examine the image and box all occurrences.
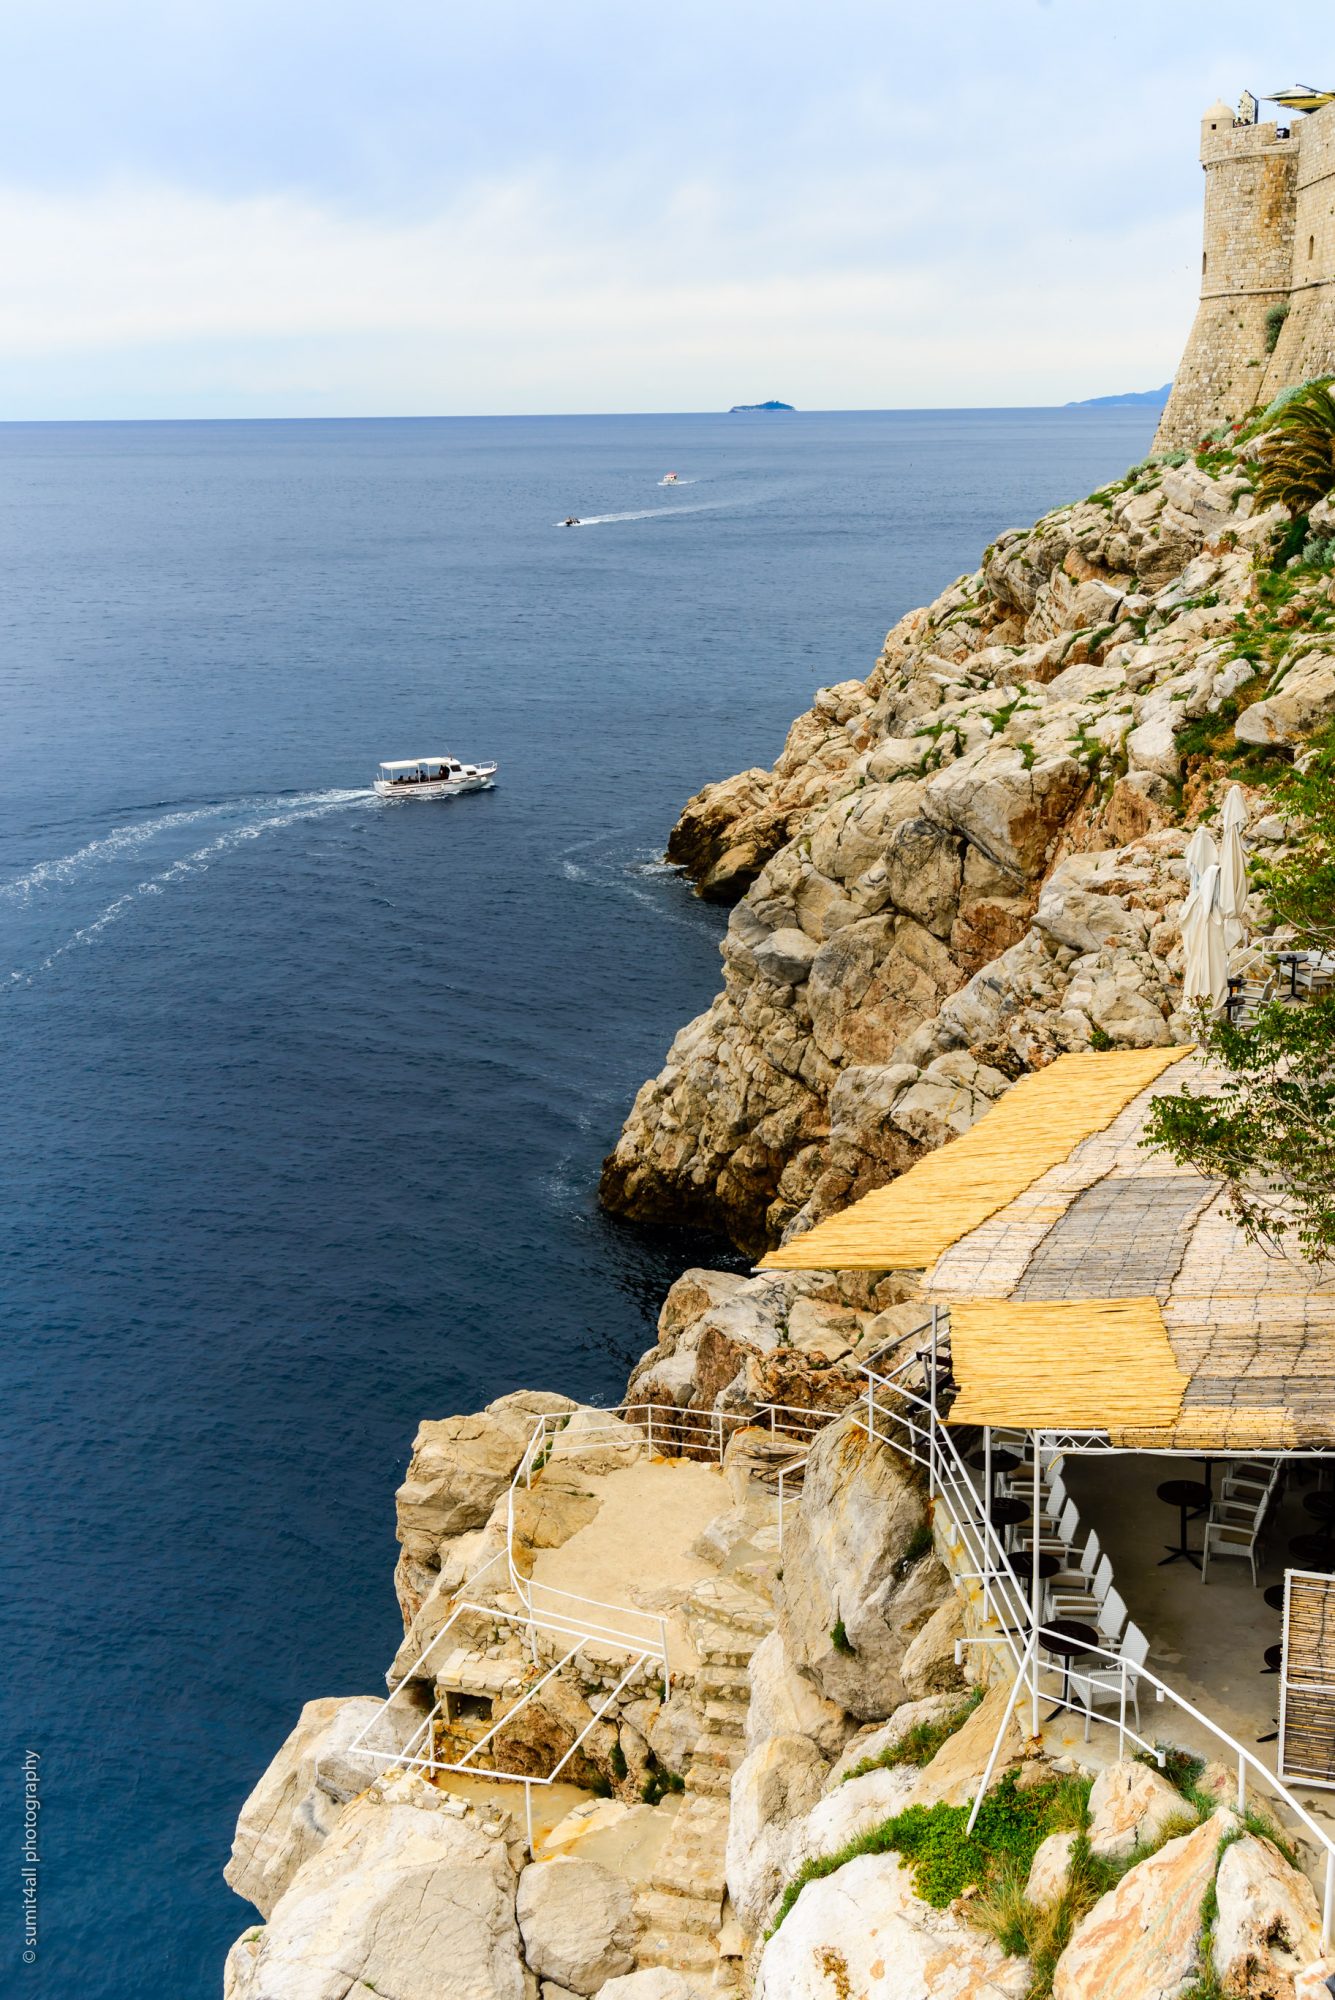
[1065,383,1171,407]
[728,399,795,412]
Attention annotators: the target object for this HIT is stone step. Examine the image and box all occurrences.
[696,1664,751,1698]
[686,1580,773,1637]
[702,1700,745,1737]
[636,1889,722,1936]
[636,1929,718,1973]
[686,1762,734,1796]
[692,1622,760,1667]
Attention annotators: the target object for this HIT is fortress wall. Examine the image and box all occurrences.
[1263,102,1335,396]
[1155,117,1297,449]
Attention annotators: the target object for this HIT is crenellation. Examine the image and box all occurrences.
[1157,89,1335,447]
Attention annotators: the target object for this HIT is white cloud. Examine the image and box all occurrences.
[0,166,1199,416]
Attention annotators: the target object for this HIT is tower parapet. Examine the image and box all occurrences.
[1154,99,1297,448]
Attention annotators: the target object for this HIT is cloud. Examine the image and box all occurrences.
[0,163,1197,416]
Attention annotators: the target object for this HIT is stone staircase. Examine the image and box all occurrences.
[633,1577,769,1984]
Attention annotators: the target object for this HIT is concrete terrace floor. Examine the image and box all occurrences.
[1049,1452,1335,1842]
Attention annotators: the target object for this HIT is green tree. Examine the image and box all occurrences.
[1144,733,1335,1262]
[1257,380,1335,518]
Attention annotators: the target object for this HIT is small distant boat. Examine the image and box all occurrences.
[560,516,581,527]
[374,755,498,799]
[659,472,680,485]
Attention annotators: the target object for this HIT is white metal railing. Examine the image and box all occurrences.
[857,1328,1335,1945]
[336,1392,841,1853]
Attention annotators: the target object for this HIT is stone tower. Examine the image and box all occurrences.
[1154,100,1297,448]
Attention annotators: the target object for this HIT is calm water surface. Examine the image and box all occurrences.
[0,406,1156,1996]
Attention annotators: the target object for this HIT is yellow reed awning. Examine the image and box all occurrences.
[946,1297,1190,1434]
[758,1046,1190,1273]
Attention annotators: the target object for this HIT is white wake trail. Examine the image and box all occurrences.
[9,789,373,986]
[1,790,363,902]
[555,496,737,528]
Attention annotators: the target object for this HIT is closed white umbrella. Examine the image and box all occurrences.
[1181,861,1228,1012]
[1218,784,1250,952]
[1184,823,1219,892]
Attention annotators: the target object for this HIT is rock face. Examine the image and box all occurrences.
[725,1733,829,1931]
[754,1851,1031,1999]
[516,1854,639,1994]
[745,1628,854,1759]
[1052,1809,1238,2000]
[778,1414,956,1719]
[224,1787,525,2000]
[1085,1758,1190,1860]
[600,456,1308,1255]
[225,1695,423,1917]
[1211,1832,1323,1998]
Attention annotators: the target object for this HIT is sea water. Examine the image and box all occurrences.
[0,406,1156,1995]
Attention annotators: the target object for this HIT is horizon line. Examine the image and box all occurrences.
[0,396,1170,427]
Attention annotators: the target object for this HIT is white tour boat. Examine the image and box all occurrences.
[374,755,498,799]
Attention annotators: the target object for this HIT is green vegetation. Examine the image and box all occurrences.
[1265,302,1290,354]
[609,1740,628,1781]
[840,1688,983,1782]
[770,1770,1088,1938]
[1257,379,1335,516]
[830,1618,854,1655]
[903,1522,935,1564]
[1145,723,1335,1262]
[1018,740,1037,770]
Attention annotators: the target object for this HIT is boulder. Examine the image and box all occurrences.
[397,1393,574,1566]
[745,1629,853,1759]
[906,1684,1025,1809]
[754,1851,1030,1999]
[825,1695,964,1786]
[516,1854,638,1995]
[1235,653,1335,747]
[224,1788,524,2000]
[1212,1832,1322,1998]
[598,1972,712,1999]
[778,1415,948,1720]
[1027,1830,1078,1909]
[784,1766,918,1877]
[754,927,820,986]
[900,1594,967,1697]
[1295,1958,1335,2000]
[1052,1809,1238,2000]
[725,1733,829,1932]
[646,1688,704,1778]
[924,740,1087,881]
[1086,1758,1190,1860]
[225,1695,423,1918]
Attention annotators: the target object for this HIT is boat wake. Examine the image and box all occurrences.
[554,496,734,528]
[7,789,373,987]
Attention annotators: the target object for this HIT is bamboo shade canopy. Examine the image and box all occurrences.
[759,1047,1190,1273]
[947,1297,1190,1431]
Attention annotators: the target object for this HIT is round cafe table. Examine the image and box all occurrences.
[1303,1491,1335,1540]
[1041,1618,1100,1721]
[1288,1533,1334,1571]
[987,1496,1030,1549]
[1157,1479,1211,1568]
[1264,1582,1287,1613]
[966,1446,1020,1505]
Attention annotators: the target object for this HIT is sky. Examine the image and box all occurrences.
[2,0,1332,419]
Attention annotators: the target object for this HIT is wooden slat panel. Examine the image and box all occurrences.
[946,1296,1189,1431]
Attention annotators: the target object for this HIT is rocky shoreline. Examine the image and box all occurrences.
[223,435,1335,1997]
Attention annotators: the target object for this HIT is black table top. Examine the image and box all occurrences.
[967,1446,1021,1474]
[1288,1534,1334,1570]
[1303,1491,1335,1523]
[1018,1550,1063,1580]
[1043,1618,1100,1659]
[988,1497,1029,1528]
[1158,1479,1212,1508]
[1264,1583,1287,1612]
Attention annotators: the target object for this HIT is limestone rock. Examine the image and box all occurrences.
[900,1594,967,1698]
[1086,1758,1190,1859]
[225,1695,423,1918]
[397,1394,573,1573]
[1052,1809,1239,2000]
[646,1688,704,1778]
[516,1854,638,1995]
[784,1765,918,1878]
[754,926,820,986]
[825,1694,964,1786]
[598,1971,712,1999]
[754,1851,1030,1999]
[745,1628,854,1759]
[1212,1832,1322,1998]
[1295,1958,1335,2000]
[778,1415,948,1719]
[906,1683,1024,1809]
[225,1788,525,2000]
[725,1733,829,1932]
[1236,654,1335,747]
[1027,1830,1078,1909]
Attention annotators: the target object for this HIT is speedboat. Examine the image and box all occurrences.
[374,756,498,799]
[659,472,679,485]
[560,516,581,527]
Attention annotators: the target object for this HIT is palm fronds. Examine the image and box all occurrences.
[1257,379,1335,516]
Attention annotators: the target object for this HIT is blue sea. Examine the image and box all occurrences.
[0,405,1156,1996]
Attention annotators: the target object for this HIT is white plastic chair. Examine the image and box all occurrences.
[1017,1498,1080,1558]
[1050,1551,1112,1621]
[1068,1622,1150,1739]
[1201,1488,1271,1585]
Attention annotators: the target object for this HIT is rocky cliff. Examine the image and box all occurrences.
[600,446,1330,1255]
